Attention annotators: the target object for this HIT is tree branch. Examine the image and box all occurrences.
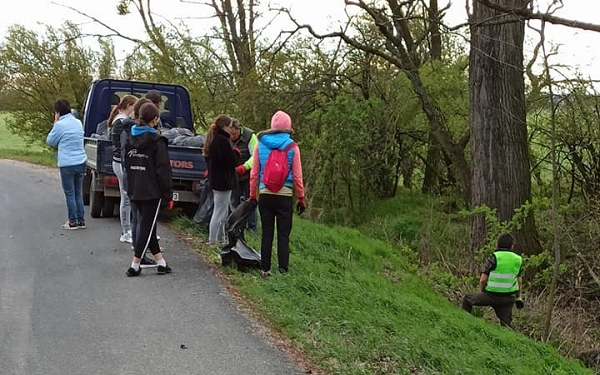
[51,2,145,46]
[477,0,600,33]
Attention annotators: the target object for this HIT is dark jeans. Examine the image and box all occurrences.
[258,194,293,272]
[231,178,257,231]
[132,199,162,258]
[59,163,86,223]
[462,291,516,327]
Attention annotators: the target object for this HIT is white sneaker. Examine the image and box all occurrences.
[120,231,133,243]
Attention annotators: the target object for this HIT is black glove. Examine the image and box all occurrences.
[296,201,306,215]
[515,298,524,310]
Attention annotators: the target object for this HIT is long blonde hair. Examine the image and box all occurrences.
[108,94,138,128]
[203,114,231,157]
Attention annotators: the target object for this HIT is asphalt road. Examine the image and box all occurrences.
[0,159,304,375]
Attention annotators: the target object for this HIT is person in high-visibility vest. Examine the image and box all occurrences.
[462,233,524,327]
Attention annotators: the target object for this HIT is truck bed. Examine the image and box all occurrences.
[84,137,206,181]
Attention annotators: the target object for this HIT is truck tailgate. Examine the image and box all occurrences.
[84,138,114,175]
[168,145,206,181]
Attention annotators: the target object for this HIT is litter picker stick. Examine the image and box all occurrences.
[139,199,162,269]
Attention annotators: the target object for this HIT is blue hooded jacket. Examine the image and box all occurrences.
[257,132,294,190]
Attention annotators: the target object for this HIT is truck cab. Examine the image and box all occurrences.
[82,79,206,218]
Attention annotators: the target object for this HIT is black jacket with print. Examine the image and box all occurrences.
[124,126,172,203]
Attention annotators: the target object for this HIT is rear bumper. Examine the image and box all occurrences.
[172,190,200,203]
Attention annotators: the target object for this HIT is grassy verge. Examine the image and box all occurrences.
[172,215,591,375]
[0,112,55,166]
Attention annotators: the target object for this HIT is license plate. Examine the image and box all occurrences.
[172,192,179,201]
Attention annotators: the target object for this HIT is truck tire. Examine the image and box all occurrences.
[102,197,116,218]
[90,174,104,218]
[83,168,92,205]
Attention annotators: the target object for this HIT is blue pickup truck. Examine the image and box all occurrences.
[82,79,206,218]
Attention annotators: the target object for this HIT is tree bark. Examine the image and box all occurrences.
[422,0,442,195]
[469,0,542,255]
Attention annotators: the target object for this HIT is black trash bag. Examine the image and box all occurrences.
[220,200,260,270]
[192,179,213,230]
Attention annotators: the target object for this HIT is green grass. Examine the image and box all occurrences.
[174,215,591,375]
[0,112,56,166]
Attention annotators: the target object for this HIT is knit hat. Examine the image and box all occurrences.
[270,110,292,131]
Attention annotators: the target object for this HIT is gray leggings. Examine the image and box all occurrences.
[112,160,131,234]
[209,189,231,244]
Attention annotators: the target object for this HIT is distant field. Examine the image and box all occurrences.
[0,112,56,166]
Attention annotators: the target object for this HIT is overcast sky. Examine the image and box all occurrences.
[0,0,597,81]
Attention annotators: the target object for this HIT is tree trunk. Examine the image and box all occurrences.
[422,133,442,194]
[469,0,542,255]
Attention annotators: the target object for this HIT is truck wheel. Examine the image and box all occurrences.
[102,197,117,218]
[90,174,104,218]
[83,168,92,205]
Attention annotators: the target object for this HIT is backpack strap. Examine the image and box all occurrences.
[283,142,295,153]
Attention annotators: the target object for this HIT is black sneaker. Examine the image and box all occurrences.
[157,264,172,275]
[141,256,156,265]
[126,267,141,277]
[77,221,86,229]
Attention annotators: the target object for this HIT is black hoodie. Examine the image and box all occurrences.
[124,126,173,203]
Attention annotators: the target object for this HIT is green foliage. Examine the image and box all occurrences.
[527,80,600,204]
[298,53,425,223]
[96,38,117,79]
[0,23,94,144]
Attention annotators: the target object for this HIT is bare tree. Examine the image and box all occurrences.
[207,0,257,83]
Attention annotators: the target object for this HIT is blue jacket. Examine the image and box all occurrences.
[257,132,294,190]
[46,114,87,167]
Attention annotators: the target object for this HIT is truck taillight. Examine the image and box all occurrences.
[103,176,119,186]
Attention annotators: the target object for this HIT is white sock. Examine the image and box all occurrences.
[157,259,166,267]
[131,262,140,270]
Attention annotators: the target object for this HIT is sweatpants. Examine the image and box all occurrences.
[132,199,162,258]
[462,291,516,327]
[209,189,231,244]
[258,194,293,272]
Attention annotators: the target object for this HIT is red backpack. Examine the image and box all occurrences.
[262,142,295,192]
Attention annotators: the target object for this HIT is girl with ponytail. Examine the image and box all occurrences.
[204,114,240,246]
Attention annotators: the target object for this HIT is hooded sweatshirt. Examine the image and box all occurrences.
[125,125,172,202]
[249,110,304,199]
